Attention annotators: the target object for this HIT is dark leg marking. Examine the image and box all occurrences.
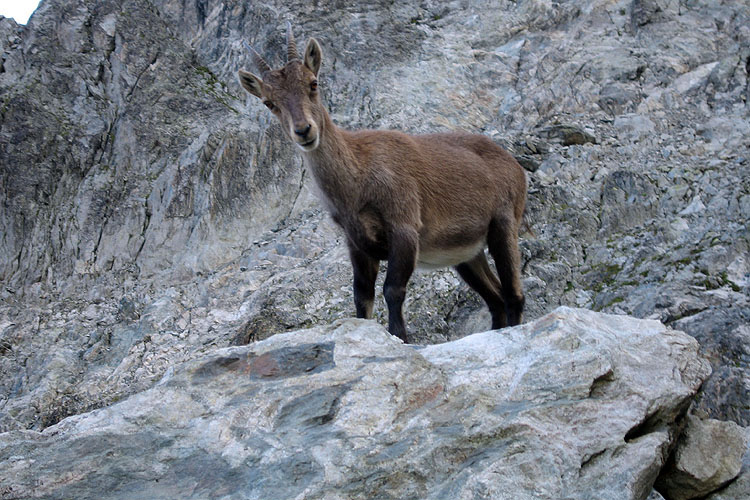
[487,217,525,326]
[455,252,507,329]
[383,227,418,343]
[348,242,379,319]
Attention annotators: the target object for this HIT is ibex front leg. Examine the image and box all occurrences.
[383,227,418,343]
[347,242,379,319]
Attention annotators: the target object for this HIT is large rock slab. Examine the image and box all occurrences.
[0,308,710,499]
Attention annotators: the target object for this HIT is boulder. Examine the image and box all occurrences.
[657,415,748,499]
[705,425,750,499]
[0,308,710,499]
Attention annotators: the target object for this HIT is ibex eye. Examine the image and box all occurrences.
[264,101,276,111]
[310,80,318,92]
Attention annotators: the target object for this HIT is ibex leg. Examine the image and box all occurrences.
[487,218,525,326]
[455,252,507,329]
[383,227,418,343]
[347,242,379,319]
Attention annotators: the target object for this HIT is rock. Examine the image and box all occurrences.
[598,82,641,115]
[537,124,597,146]
[675,309,750,426]
[515,154,541,172]
[679,196,706,216]
[646,490,667,500]
[0,308,711,499]
[673,61,720,95]
[599,170,659,234]
[631,0,664,29]
[614,113,656,142]
[705,426,750,500]
[511,137,550,172]
[656,415,748,500]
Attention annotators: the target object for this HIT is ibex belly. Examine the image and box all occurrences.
[417,240,485,269]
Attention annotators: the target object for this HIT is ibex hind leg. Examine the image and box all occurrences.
[487,217,525,326]
[455,252,507,329]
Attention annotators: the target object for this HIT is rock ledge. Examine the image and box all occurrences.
[0,307,710,500]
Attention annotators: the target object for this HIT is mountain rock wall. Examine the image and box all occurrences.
[0,0,748,440]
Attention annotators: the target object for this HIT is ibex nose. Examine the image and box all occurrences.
[294,124,312,138]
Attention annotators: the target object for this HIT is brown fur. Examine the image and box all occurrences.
[238,29,527,342]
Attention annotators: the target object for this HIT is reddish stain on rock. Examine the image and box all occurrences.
[405,382,445,413]
[248,352,281,378]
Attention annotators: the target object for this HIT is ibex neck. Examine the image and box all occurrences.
[302,111,361,207]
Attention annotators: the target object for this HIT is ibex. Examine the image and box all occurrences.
[238,25,527,343]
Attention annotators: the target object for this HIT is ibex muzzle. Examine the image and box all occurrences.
[239,25,527,343]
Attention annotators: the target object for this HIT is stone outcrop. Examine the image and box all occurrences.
[0,308,711,499]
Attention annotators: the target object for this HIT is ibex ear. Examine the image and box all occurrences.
[304,38,322,76]
[238,69,263,98]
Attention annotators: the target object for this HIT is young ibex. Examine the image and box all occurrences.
[238,25,527,343]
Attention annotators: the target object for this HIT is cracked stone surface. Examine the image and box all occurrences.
[0,308,711,500]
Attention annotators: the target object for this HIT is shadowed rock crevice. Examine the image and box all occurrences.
[625,406,688,444]
[588,368,616,399]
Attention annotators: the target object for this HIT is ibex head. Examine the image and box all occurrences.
[238,23,324,152]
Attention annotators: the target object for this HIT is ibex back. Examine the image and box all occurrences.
[238,25,527,343]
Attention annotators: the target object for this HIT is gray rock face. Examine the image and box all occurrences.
[657,414,748,500]
[0,0,748,479]
[0,308,711,500]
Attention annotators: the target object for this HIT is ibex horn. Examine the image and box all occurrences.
[243,40,271,76]
[286,21,298,61]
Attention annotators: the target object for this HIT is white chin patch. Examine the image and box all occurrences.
[296,136,319,152]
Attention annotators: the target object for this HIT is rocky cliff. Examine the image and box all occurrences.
[0,0,749,496]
